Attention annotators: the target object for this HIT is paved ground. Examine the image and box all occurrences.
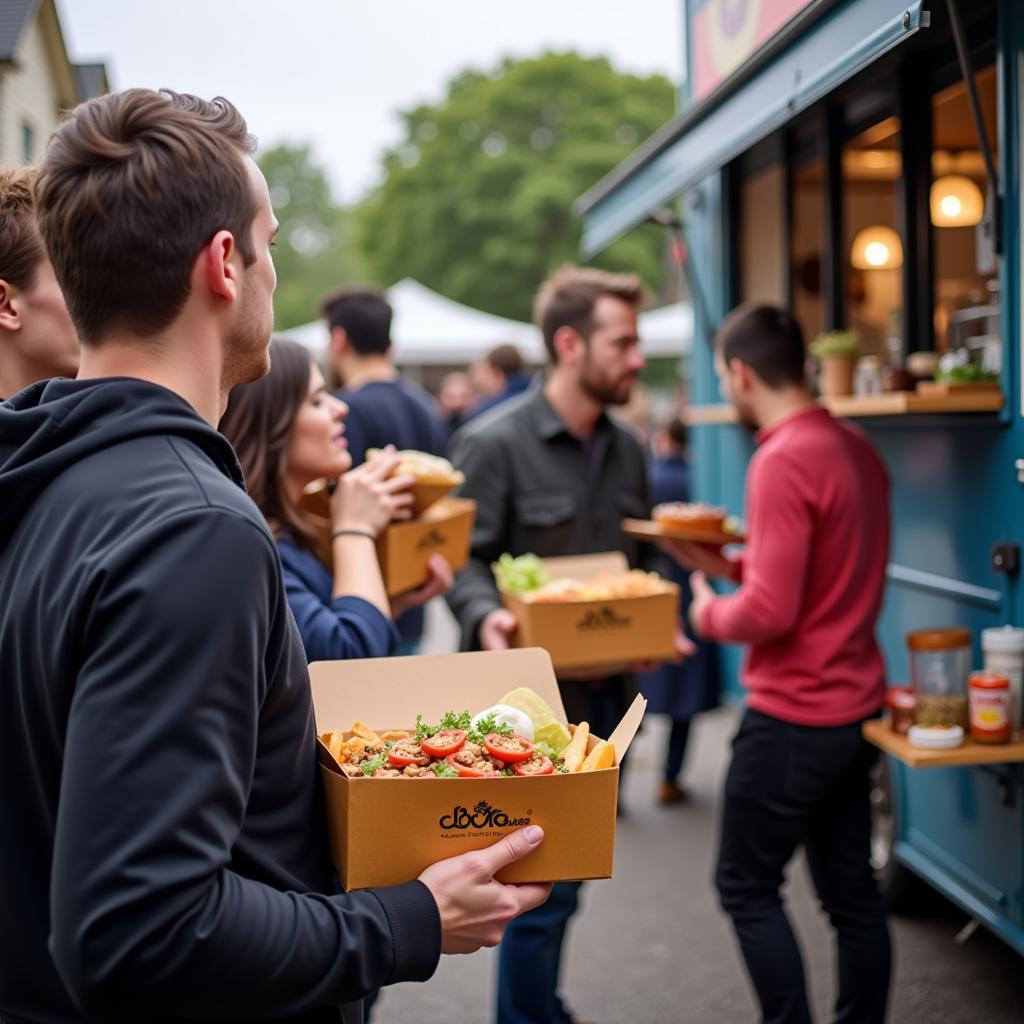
[373,602,1024,1023]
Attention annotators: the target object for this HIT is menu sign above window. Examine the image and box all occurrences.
[688,0,818,103]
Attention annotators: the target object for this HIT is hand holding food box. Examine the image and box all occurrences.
[311,648,645,888]
[492,552,679,670]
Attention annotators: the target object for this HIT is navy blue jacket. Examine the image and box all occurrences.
[638,453,719,721]
[0,378,440,1024]
[336,377,448,646]
[278,535,399,662]
[466,371,535,422]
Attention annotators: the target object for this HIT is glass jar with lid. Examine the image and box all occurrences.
[907,628,971,728]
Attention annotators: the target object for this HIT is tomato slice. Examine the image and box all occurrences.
[445,754,500,778]
[514,755,554,776]
[420,728,467,758]
[483,732,535,764]
[387,739,431,768]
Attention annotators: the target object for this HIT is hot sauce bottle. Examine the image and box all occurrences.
[968,671,1012,744]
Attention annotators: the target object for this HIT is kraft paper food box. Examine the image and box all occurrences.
[374,497,475,597]
[299,482,475,598]
[498,552,680,671]
[311,648,646,889]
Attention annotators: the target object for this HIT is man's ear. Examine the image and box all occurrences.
[729,357,752,391]
[328,326,349,360]
[201,230,238,303]
[552,325,582,365]
[0,279,21,332]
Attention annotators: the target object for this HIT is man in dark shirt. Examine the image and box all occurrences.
[324,285,450,651]
[447,266,690,1024]
[467,343,533,421]
[0,87,549,1024]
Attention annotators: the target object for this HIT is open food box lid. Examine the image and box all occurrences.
[309,647,646,767]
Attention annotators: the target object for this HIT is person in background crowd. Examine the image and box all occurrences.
[666,304,891,1024]
[447,265,692,1024]
[220,335,452,663]
[0,87,550,1024]
[0,166,78,400]
[324,285,450,654]
[638,415,719,804]
[437,369,475,441]
[467,342,532,420]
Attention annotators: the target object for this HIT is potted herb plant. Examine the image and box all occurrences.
[809,330,860,397]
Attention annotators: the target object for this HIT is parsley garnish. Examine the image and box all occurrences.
[360,754,386,776]
[431,761,458,778]
[440,710,472,731]
[467,713,514,745]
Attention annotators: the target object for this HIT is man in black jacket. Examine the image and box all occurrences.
[0,88,548,1024]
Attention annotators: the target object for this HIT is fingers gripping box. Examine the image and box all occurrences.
[299,482,475,598]
[310,648,646,889]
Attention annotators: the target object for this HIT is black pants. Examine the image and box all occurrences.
[715,709,891,1024]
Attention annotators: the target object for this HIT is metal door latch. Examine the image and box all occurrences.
[991,542,1019,576]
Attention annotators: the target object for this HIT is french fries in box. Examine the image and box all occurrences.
[310,648,645,889]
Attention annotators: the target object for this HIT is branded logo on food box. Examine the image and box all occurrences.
[439,800,531,831]
[576,606,632,632]
[416,528,447,552]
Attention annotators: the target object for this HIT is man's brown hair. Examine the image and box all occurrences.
[0,166,44,292]
[36,89,258,344]
[532,265,646,362]
[715,304,806,389]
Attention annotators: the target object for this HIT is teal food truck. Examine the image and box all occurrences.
[577,0,1024,954]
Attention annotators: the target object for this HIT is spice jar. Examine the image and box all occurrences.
[969,671,1012,744]
[907,628,971,728]
[886,688,916,736]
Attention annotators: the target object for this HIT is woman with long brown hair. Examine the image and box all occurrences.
[221,335,451,662]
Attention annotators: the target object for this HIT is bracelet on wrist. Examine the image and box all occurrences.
[330,528,377,543]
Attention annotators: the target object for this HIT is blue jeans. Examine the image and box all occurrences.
[496,880,582,1024]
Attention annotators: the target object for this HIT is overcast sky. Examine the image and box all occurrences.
[57,1,682,204]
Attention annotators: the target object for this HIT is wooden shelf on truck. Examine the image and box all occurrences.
[685,392,1004,426]
[863,718,1024,768]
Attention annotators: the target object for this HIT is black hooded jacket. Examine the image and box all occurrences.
[0,378,440,1023]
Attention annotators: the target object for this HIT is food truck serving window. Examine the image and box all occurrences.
[734,30,1000,374]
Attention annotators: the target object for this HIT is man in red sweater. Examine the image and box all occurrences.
[667,304,891,1024]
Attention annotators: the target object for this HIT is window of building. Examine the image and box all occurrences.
[738,160,785,306]
[790,156,825,343]
[931,64,999,360]
[21,121,34,164]
[842,115,903,357]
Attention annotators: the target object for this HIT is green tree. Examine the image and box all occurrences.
[258,143,365,329]
[356,52,675,321]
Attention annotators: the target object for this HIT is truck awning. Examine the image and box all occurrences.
[575,0,929,257]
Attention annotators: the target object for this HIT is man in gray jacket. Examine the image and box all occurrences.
[448,266,690,1024]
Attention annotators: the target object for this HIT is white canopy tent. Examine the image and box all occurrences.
[285,278,692,366]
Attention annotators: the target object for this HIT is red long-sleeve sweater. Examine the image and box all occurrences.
[701,405,890,726]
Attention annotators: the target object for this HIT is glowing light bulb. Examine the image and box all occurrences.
[864,242,890,267]
[940,194,962,218]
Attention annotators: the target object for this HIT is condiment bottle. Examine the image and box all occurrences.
[886,688,915,736]
[968,670,1012,744]
[981,626,1024,734]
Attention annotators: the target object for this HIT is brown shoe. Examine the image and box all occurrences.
[658,780,688,804]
